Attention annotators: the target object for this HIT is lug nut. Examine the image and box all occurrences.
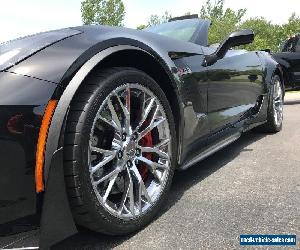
[122,133,127,141]
[132,133,138,140]
[117,151,123,159]
[135,148,141,156]
[127,160,132,167]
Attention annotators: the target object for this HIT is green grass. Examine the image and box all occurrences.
[286,90,300,94]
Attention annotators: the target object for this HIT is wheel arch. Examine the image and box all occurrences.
[263,57,285,97]
[278,65,291,90]
[45,45,182,185]
[273,65,286,97]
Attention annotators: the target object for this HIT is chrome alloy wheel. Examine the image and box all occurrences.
[273,79,283,127]
[88,83,171,219]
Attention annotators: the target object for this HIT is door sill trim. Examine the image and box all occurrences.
[179,132,241,170]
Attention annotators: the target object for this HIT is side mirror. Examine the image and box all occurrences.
[204,29,255,66]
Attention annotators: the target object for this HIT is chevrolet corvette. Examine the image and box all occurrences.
[0,16,285,248]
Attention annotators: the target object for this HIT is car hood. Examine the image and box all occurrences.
[0,28,81,72]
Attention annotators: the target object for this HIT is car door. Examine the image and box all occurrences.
[205,49,264,134]
[172,52,210,165]
[276,35,300,87]
[286,36,300,84]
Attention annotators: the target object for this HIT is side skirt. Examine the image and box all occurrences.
[178,94,269,171]
[179,132,241,171]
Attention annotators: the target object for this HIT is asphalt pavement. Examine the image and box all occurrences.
[1,93,300,250]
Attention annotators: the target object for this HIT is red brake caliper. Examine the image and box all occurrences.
[138,130,153,181]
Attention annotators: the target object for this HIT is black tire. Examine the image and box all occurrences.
[63,67,177,235]
[259,75,284,133]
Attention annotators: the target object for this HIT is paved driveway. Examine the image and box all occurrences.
[2,93,300,250]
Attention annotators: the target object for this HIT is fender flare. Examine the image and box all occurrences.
[271,64,286,95]
[44,45,146,182]
[264,59,285,90]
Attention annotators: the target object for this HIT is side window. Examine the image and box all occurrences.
[282,36,299,52]
[295,37,300,52]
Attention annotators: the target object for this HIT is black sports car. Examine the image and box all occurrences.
[0,16,285,248]
[273,34,300,90]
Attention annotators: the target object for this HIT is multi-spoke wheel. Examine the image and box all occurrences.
[64,68,176,235]
[272,77,284,128]
[259,74,284,133]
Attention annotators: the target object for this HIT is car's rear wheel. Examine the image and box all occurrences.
[64,67,176,235]
[260,75,284,133]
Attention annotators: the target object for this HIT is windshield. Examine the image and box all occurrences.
[145,19,200,42]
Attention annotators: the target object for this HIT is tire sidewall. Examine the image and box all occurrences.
[268,75,283,132]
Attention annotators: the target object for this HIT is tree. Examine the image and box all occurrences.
[148,11,172,26]
[200,0,246,44]
[136,24,147,30]
[280,13,300,43]
[240,17,277,51]
[240,13,300,52]
[81,0,125,26]
[136,11,172,29]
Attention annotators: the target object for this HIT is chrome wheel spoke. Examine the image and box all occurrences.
[140,138,170,159]
[112,138,122,149]
[137,156,168,184]
[274,110,278,123]
[98,115,118,130]
[114,87,131,134]
[91,154,116,174]
[156,138,170,148]
[90,146,116,156]
[139,145,169,160]
[93,168,120,185]
[125,85,131,113]
[274,99,282,105]
[151,169,162,184]
[272,80,283,126]
[107,97,122,133]
[137,156,168,170]
[118,178,130,215]
[127,168,135,216]
[138,106,166,140]
[131,164,152,212]
[275,83,282,99]
[103,173,118,203]
[136,97,155,131]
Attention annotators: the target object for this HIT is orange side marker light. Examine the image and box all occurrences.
[35,100,58,193]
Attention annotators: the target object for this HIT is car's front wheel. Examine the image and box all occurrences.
[63,67,176,235]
